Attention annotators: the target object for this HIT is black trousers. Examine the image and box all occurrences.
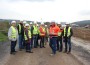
[25,41,31,51]
[57,37,63,51]
[11,41,17,53]
[37,34,40,46]
[64,37,71,52]
[33,35,38,48]
[40,36,45,48]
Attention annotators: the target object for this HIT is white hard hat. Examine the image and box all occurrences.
[20,20,23,22]
[57,22,61,24]
[19,20,23,23]
[66,22,70,24]
[23,21,27,24]
[45,25,47,27]
[34,21,37,24]
[30,22,32,24]
[41,22,44,25]
[11,21,16,24]
[37,24,39,26]
[25,24,29,27]
[62,25,66,28]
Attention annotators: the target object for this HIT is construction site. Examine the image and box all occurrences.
[0,21,90,65]
[0,0,90,65]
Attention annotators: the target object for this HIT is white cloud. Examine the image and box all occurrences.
[0,0,90,23]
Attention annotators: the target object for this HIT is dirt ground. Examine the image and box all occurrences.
[71,37,90,65]
[1,43,83,65]
[73,28,90,41]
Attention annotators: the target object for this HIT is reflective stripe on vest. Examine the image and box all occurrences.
[58,32,62,36]
[64,27,71,37]
[11,26,17,38]
[47,28,49,34]
[24,30,31,40]
[33,25,38,34]
[18,24,21,34]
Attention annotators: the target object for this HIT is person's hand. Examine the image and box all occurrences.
[27,39,31,43]
[9,37,12,41]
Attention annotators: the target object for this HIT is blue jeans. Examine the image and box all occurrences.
[11,41,17,52]
[57,37,63,51]
[19,35,24,49]
[65,37,71,52]
[33,35,38,48]
[31,37,33,49]
[49,37,57,54]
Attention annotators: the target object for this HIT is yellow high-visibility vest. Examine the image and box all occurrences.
[33,25,38,34]
[46,28,49,34]
[24,30,31,40]
[64,27,71,37]
[58,32,62,36]
[18,24,21,34]
[11,26,17,38]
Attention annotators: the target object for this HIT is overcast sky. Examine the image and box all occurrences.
[0,0,90,23]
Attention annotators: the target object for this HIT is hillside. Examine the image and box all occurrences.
[72,20,90,27]
[0,22,10,42]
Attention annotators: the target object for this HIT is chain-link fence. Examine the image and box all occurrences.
[73,27,90,41]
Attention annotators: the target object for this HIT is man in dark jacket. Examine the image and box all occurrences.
[31,22,38,48]
[30,22,34,48]
[17,21,24,50]
[63,23,73,54]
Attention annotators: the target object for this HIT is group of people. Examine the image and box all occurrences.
[49,22,73,56]
[8,20,73,56]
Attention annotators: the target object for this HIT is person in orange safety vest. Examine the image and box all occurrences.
[39,23,46,48]
[49,22,60,56]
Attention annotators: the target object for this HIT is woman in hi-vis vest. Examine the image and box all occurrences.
[8,21,18,55]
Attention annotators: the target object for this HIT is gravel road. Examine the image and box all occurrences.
[0,41,83,65]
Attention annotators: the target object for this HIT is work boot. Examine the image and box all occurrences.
[50,53,55,56]
[59,50,62,52]
[43,46,46,48]
[19,49,22,51]
[63,50,67,53]
[26,51,33,53]
[10,52,15,55]
[67,51,71,54]
[14,51,17,52]
[28,51,33,53]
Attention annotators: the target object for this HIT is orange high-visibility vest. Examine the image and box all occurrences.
[49,25,60,36]
[39,26,45,36]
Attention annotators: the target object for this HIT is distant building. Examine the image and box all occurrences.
[85,25,90,28]
[71,24,79,27]
[61,22,66,25]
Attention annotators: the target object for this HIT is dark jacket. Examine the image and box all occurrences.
[31,26,34,36]
[62,27,73,38]
[17,23,24,37]
[24,28,31,43]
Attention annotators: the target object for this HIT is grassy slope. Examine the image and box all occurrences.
[0,32,8,42]
[0,21,9,42]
